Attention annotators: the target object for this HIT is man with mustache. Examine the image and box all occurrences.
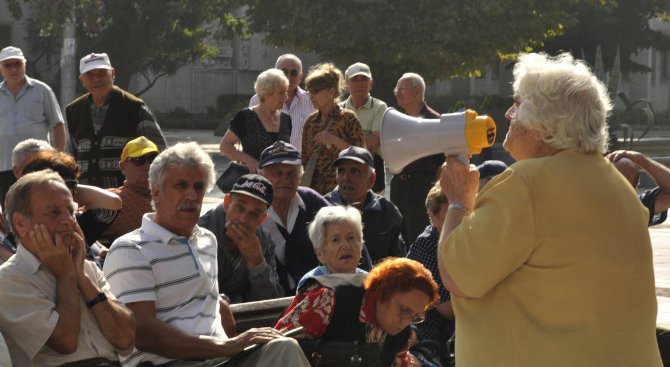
[325,146,405,264]
[66,52,167,188]
[104,143,307,366]
[199,173,284,303]
[0,170,135,366]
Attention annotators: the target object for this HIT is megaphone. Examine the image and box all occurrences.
[380,108,496,174]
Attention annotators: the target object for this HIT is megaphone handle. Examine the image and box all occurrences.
[446,154,470,165]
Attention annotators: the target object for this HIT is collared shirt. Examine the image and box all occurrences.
[198,204,284,303]
[340,95,388,156]
[0,76,63,170]
[250,87,315,153]
[0,246,120,366]
[262,192,305,267]
[103,213,223,367]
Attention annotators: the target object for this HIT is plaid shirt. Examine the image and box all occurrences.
[100,184,152,244]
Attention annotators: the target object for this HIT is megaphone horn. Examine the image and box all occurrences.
[380,108,496,174]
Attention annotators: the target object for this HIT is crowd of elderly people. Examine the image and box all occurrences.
[0,44,665,367]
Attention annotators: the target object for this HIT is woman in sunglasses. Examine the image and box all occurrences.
[220,68,292,173]
[276,257,437,367]
[300,63,365,195]
[21,150,121,265]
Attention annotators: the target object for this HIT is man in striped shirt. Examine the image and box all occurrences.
[249,54,315,153]
[103,142,309,367]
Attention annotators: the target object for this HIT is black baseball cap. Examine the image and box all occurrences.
[230,174,274,206]
[259,141,301,168]
[333,146,374,168]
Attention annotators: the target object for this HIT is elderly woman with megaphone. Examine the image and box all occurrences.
[437,52,662,366]
[300,63,365,195]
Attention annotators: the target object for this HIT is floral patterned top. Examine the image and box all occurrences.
[275,281,416,367]
[301,105,365,195]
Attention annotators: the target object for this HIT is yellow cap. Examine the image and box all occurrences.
[464,109,496,155]
[120,136,159,161]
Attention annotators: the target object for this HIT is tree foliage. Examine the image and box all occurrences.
[541,0,670,74]
[246,0,595,99]
[5,0,248,94]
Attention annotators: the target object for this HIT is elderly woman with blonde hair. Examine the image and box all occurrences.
[438,52,662,366]
[220,68,292,172]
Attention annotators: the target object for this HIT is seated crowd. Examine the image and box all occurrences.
[0,46,667,367]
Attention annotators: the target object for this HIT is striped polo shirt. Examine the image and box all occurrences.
[249,86,315,153]
[103,213,224,367]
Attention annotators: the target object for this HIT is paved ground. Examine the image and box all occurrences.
[165,128,670,326]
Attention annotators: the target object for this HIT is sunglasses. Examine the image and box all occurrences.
[64,179,78,194]
[281,68,300,77]
[127,154,157,167]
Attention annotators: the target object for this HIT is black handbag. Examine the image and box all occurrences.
[300,339,381,367]
[215,161,249,193]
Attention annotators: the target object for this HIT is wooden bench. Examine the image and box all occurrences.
[229,296,294,333]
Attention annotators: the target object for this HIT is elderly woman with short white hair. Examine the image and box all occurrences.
[220,68,292,172]
[437,52,662,366]
[296,205,368,290]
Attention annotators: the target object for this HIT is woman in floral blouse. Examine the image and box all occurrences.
[301,63,365,195]
[275,257,438,367]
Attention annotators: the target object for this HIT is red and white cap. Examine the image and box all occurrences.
[79,53,112,75]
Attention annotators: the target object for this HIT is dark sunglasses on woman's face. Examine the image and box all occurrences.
[281,68,299,77]
[127,154,157,167]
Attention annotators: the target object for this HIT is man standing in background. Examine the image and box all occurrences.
[249,54,314,152]
[0,46,66,206]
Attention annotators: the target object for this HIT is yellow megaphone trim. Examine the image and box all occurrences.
[464,109,497,155]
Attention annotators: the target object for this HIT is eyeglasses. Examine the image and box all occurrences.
[393,86,415,95]
[127,154,157,167]
[1,61,23,70]
[281,68,299,77]
[396,300,426,324]
[64,179,78,194]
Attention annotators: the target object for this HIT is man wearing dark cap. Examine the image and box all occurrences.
[325,146,405,263]
[199,173,285,303]
[104,142,307,366]
[258,141,331,294]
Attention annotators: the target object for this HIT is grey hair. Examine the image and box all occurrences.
[148,142,215,206]
[401,72,426,99]
[6,170,66,236]
[255,68,289,101]
[275,53,303,72]
[308,206,363,252]
[512,52,611,154]
[12,139,54,167]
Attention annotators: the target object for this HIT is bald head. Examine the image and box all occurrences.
[614,158,640,188]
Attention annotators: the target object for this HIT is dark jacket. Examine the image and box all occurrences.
[325,189,405,263]
[66,86,167,188]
